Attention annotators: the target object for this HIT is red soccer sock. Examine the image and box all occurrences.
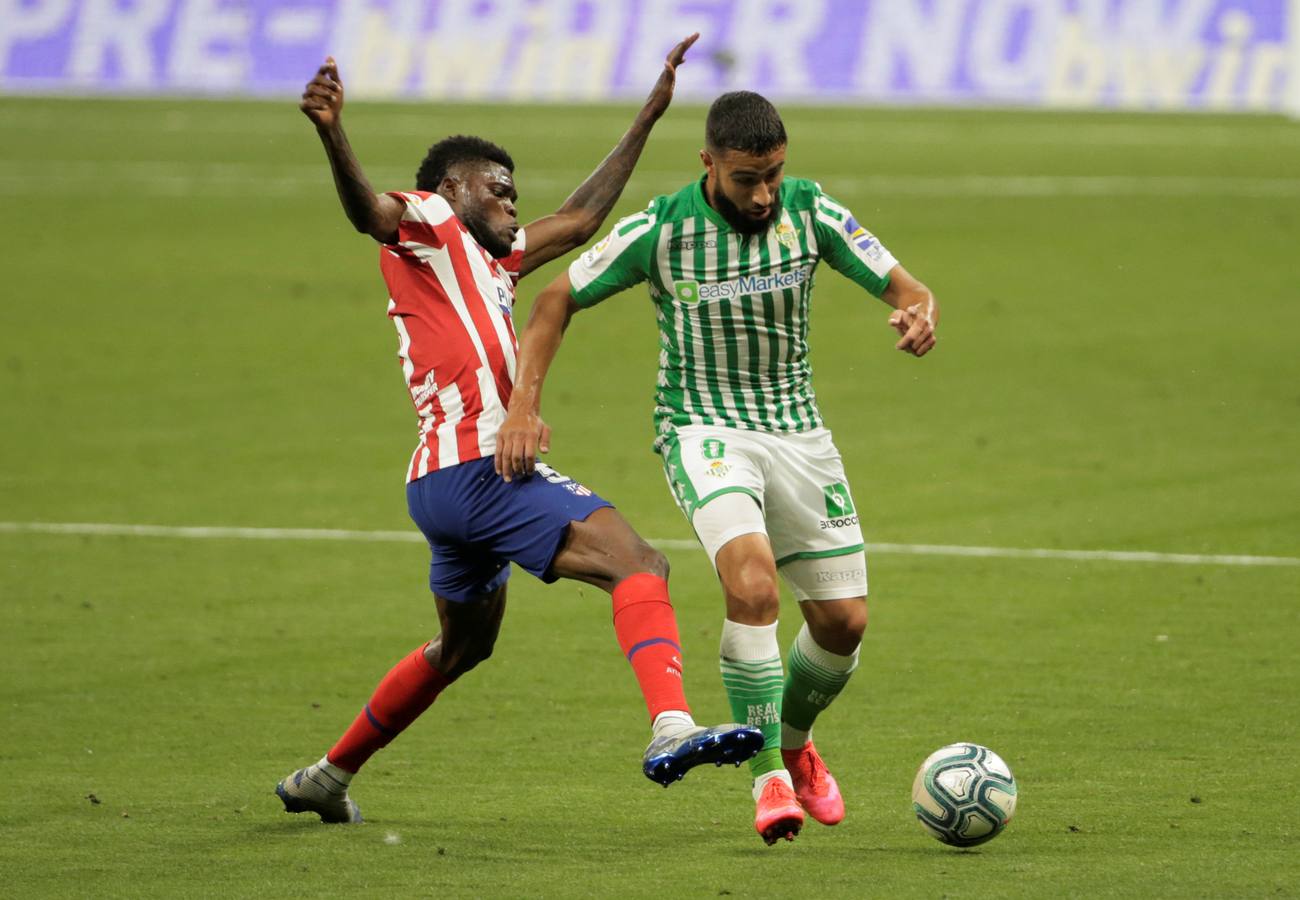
[611,573,691,721]
[327,643,451,773]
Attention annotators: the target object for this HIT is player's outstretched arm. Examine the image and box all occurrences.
[515,33,699,279]
[883,264,940,358]
[495,272,583,482]
[301,58,404,244]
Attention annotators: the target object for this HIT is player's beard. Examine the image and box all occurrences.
[710,185,779,236]
[462,207,514,258]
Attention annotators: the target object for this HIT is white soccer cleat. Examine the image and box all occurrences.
[276,764,363,824]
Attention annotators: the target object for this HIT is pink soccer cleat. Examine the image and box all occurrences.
[781,741,844,826]
[754,777,804,845]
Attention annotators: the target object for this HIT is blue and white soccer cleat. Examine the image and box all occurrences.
[276,765,363,824]
[642,723,765,787]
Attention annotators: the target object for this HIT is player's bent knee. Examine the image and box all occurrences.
[639,545,670,580]
[724,567,781,624]
[803,597,868,651]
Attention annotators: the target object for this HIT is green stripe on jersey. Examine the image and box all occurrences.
[565,176,900,453]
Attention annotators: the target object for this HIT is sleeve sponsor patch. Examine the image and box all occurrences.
[580,233,613,267]
[842,215,884,263]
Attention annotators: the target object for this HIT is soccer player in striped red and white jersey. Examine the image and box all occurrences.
[276,37,765,826]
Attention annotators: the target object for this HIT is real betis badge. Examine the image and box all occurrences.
[776,220,798,249]
[823,482,855,517]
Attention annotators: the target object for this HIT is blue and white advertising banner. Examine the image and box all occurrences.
[1,0,1295,111]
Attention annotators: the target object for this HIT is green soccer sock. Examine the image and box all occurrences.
[719,619,785,778]
[781,622,860,750]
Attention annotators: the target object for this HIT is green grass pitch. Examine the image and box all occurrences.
[1,96,1298,897]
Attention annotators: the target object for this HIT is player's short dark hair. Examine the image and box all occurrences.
[415,135,515,191]
[705,91,787,156]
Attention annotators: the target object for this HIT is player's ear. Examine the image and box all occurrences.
[436,175,462,206]
[699,148,713,171]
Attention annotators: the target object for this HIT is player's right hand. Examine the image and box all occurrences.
[889,302,937,357]
[301,57,343,129]
[495,409,552,483]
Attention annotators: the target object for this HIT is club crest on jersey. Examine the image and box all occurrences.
[775,220,798,249]
[842,216,883,262]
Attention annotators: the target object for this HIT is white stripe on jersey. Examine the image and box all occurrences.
[459,230,519,384]
[657,224,697,421]
[391,305,416,383]
[398,191,453,226]
[800,209,818,255]
[407,242,504,422]
[473,367,502,458]
[434,382,464,472]
[702,229,742,423]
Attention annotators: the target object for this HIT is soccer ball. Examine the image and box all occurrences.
[911,743,1017,847]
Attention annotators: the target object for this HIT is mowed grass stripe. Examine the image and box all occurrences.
[4,160,1300,198]
[5,101,1300,148]
[2,521,1295,567]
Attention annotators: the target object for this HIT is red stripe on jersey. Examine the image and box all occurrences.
[445,235,514,411]
[455,389,483,462]
[382,254,484,469]
[396,220,445,250]
[501,247,525,284]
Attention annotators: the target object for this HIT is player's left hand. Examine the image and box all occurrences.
[495,409,552,483]
[889,302,937,357]
[642,32,700,120]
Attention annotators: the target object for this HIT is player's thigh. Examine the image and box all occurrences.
[549,506,666,589]
[660,425,769,565]
[763,429,869,603]
[484,460,617,585]
[712,524,782,625]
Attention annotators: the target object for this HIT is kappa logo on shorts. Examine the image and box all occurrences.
[820,482,859,530]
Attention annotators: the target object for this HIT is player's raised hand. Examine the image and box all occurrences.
[495,408,551,483]
[642,32,700,120]
[889,303,937,357]
[301,57,343,129]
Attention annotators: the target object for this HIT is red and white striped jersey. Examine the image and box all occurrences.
[379,190,526,482]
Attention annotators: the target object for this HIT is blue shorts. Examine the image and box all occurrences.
[405,457,613,602]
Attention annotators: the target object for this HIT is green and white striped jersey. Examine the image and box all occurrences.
[567,176,898,451]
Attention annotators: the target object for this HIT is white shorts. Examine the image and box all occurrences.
[659,424,868,601]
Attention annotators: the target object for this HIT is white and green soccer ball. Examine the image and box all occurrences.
[911,743,1017,848]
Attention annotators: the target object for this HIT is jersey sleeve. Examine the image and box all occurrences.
[567,206,658,308]
[383,190,458,247]
[811,186,898,298]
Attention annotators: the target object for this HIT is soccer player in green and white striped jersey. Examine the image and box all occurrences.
[497,92,939,846]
